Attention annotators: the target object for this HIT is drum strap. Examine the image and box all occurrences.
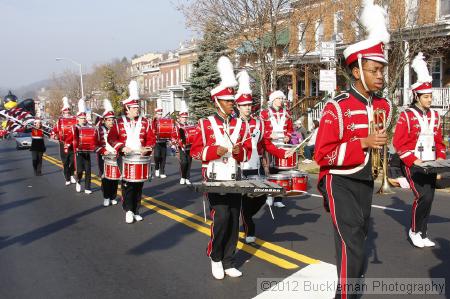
[269,108,286,132]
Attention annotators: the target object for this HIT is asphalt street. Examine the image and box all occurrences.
[1,139,450,299]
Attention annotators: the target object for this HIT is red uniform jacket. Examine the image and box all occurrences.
[107,116,156,154]
[190,113,252,178]
[246,117,286,159]
[95,125,116,156]
[260,107,294,141]
[393,106,446,167]
[314,86,392,182]
[171,122,191,151]
[51,116,77,143]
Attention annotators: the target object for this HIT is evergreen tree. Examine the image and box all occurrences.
[188,24,228,121]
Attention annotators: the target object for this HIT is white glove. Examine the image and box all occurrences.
[266,196,274,207]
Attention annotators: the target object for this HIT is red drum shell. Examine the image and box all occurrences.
[280,170,308,192]
[273,154,297,170]
[60,117,77,139]
[183,126,197,145]
[157,118,174,140]
[268,174,291,192]
[122,155,151,182]
[78,127,96,152]
[104,155,121,180]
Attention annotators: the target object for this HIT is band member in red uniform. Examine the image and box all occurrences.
[260,90,294,208]
[68,98,95,194]
[235,70,290,244]
[171,109,193,185]
[96,99,119,207]
[30,118,46,176]
[393,52,446,248]
[152,107,168,178]
[314,2,392,297]
[108,81,156,224]
[190,56,251,280]
[51,97,76,185]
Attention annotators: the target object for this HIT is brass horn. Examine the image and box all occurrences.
[370,109,394,195]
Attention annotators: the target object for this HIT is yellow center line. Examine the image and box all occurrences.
[43,154,320,267]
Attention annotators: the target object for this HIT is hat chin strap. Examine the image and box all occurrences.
[214,97,228,116]
[358,55,369,92]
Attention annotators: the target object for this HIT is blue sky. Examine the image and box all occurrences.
[0,0,192,88]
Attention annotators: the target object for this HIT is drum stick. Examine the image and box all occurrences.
[202,195,207,222]
[268,204,275,220]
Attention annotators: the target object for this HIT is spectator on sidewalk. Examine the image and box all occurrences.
[302,120,319,164]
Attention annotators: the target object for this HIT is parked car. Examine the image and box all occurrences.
[15,132,32,149]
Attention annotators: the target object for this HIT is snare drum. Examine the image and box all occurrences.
[272,144,297,170]
[122,155,151,182]
[78,127,96,152]
[267,173,291,192]
[280,170,308,192]
[103,155,121,180]
[157,118,175,140]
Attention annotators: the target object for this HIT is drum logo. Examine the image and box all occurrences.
[222,157,228,164]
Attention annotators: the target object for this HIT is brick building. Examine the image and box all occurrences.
[130,40,198,116]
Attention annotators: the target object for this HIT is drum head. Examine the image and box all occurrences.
[268,173,290,180]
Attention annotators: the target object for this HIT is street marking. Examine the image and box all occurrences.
[43,154,308,269]
[371,205,404,212]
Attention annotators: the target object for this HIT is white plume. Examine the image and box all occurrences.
[360,0,390,43]
[62,96,70,109]
[236,70,252,95]
[217,56,238,88]
[128,80,140,100]
[411,52,432,83]
[103,98,113,112]
[78,97,86,113]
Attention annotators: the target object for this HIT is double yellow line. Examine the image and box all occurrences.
[43,154,320,269]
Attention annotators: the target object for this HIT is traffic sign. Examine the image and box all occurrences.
[320,41,336,62]
[319,69,336,92]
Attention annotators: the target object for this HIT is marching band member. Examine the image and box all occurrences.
[108,81,156,224]
[190,56,251,280]
[152,107,168,178]
[261,90,294,208]
[96,99,119,207]
[68,98,95,194]
[171,109,193,185]
[30,118,46,176]
[314,1,392,297]
[51,97,76,185]
[235,70,290,244]
[393,52,446,248]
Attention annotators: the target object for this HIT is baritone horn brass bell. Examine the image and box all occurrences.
[371,109,394,195]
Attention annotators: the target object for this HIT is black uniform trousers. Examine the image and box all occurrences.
[122,181,144,214]
[403,164,437,236]
[241,169,267,238]
[207,192,242,269]
[31,151,44,175]
[269,166,284,203]
[97,153,119,200]
[75,152,91,190]
[59,142,74,181]
[179,148,192,179]
[154,141,167,174]
[319,174,373,299]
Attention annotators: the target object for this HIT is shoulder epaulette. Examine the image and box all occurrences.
[333,92,350,102]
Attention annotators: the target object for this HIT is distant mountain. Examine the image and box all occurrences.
[1,78,52,99]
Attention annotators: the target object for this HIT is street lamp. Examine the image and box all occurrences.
[55,57,85,98]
